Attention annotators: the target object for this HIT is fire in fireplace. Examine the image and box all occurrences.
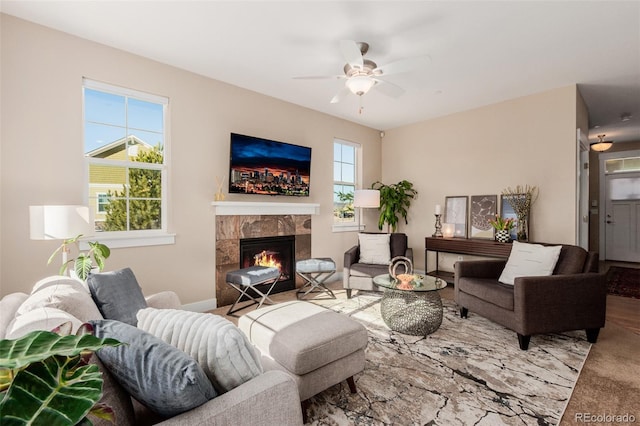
[239,235,296,296]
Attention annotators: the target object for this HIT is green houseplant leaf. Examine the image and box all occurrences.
[47,235,111,281]
[371,180,418,232]
[0,330,121,425]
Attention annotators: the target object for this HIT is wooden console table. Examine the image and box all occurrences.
[425,237,513,283]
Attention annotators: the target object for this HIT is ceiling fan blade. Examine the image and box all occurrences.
[375,55,431,76]
[330,87,351,104]
[372,79,405,98]
[339,40,364,69]
[292,75,345,80]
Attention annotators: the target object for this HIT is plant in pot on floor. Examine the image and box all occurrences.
[371,180,418,232]
[48,235,111,281]
[0,322,121,424]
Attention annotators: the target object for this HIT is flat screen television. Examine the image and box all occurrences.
[229,133,311,197]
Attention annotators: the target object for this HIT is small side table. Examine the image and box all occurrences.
[373,274,447,336]
[296,258,337,299]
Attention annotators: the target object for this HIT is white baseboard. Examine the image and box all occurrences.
[181,298,217,312]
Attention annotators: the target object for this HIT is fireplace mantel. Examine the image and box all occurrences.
[211,201,320,216]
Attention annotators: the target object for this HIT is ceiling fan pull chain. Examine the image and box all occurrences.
[359,96,364,115]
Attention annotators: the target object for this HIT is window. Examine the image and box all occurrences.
[605,157,640,173]
[333,139,360,230]
[97,193,109,213]
[84,79,172,247]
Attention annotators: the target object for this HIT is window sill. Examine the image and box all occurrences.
[79,232,176,249]
[332,224,365,233]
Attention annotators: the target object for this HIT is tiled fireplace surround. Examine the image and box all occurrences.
[213,202,320,307]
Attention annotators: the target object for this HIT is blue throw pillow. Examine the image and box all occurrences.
[88,268,147,326]
[90,319,217,417]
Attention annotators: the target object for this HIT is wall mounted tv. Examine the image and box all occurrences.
[229,133,311,197]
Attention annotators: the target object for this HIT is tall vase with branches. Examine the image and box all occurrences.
[371,180,418,232]
[502,185,538,242]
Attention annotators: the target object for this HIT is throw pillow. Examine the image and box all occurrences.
[498,241,563,285]
[87,268,147,326]
[137,308,263,393]
[32,275,90,294]
[6,307,82,339]
[89,355,136,426]
[358,233,391,265]
[90,319,217,418]
[16,281,103,323]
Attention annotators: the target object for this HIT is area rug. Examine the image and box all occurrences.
[306,293,591,426]
[606,266,640,299]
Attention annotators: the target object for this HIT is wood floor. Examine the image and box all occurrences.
[600,261,640,334]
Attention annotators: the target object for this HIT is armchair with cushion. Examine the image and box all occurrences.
[454,242,606,350]
[343,233,413,298]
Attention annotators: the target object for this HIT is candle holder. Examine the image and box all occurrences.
[432,214,443,237]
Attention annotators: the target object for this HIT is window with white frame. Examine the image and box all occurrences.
[84,79,168,239]
[333,139,359,228]
[96,193,109,213]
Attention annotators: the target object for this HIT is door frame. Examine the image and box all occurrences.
[598,148,640,260]
[576,129,589,249]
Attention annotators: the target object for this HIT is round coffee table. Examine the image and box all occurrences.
[373,274,447,336]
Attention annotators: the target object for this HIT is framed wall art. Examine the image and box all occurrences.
[470,195,497,239]
[444,196,468,238]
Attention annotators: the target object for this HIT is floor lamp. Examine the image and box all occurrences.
[353,189,380,230]
[29,205,93,266]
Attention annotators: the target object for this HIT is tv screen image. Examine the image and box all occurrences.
[229,133,312,197]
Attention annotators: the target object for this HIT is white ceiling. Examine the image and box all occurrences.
[3,1,640,144]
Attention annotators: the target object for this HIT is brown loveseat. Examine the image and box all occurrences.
[343,233,413,298]
[454,244,606,350]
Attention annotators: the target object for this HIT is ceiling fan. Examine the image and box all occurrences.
[294,40,430,105]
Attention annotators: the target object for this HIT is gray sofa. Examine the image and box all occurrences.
[0,276,303,425]
[454,244,606,350]
[343,233,413,298]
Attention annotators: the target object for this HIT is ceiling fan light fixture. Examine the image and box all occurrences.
[346,75,375,96]
[590,134,613,152]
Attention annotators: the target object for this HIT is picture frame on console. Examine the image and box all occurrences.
[444,196,468,238]
[469,195,497,239]
[501,194,527,241]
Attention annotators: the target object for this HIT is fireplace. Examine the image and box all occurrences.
[239,235,296,296]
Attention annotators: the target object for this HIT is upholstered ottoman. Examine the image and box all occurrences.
[295,257,337,299]
[238,301,368,417]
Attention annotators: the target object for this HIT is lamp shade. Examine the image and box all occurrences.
[353,189,380,208]
[30,205,93,240]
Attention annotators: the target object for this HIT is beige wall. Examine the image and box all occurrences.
[380,86,581,272]
[0,14,381,302]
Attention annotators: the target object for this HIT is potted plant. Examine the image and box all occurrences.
[48,235,111,281]
[488,214,515,242]
[371,180,418,232]
[0,324,121,424]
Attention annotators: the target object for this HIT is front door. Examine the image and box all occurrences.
[605,172,640,262]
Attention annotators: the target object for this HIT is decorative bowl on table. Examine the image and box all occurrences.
[396,273,415,289]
